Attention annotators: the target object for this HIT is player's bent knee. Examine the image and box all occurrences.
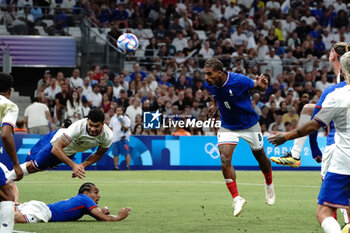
[301,104,315,116]
[220,154,231,167]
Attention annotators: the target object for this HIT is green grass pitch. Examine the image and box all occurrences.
[13,170,333,233]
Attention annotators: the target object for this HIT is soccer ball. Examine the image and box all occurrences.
[116,33,139,55]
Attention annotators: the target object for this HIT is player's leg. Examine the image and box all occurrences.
[317,205,342,233]
[270,104,315,167]
[242,122,275,205]
[0,169,15,233]
[112,141,120,170]
[6,162,31,184]
[123,140,131,170]
[317,172,350,233]
[219,143,246,216]
[217,127,246,216]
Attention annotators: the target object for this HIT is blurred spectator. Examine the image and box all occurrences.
[82,76,92,97]
[315,74,332,92]
[37,70,51,94]
[30,5,42,22]
[66,90,82,122]
[282,107,299,125]
[44,76,61,115]
[199,40,214,59]
[14,120,28,134]
[87,84,102,108]
[130,64,147,81]
[172,31,188,53]
[111,4,129,28]
[24,97,52,134]
[268,114,285,132]
[81,97,90,118]
[133,123,146,135]
[53,6,67,35]
[55,82,69,125]
[112,75,123,99]
[125,97,142,127]
[69,68,83,90]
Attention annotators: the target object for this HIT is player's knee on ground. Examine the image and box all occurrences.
[301,104,315,116]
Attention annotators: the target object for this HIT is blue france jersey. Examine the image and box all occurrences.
[47,194,97,222]
[205,72,259,130]
[313,81,346,146]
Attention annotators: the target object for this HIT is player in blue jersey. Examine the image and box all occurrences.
[0,73,24,233]
[204,58,274,216]
[14,182,131,223]
[270,42,350,168]
[6,109,113,183]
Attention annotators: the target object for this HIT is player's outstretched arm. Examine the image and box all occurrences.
[90,207,132,222]
[253,74,268,91]
[1,125,23,181]
[268,119,322,146]
[81,146,109,168]
[51,135,85,179]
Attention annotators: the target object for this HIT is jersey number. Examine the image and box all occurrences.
[224,101,231,110]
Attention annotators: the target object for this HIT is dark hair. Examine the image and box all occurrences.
[204,58,224,72]
[62,119,72,128]
[116,105,124,112]
[78,182,96,194]
[333,42,350,60]
[16,120,24,128]
[0,73,13,93]
[88,108,105,122]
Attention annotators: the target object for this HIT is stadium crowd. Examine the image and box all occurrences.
[6,0,350,136]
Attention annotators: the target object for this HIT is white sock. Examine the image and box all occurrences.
[291,114,311,159]
[7,163,29,184]
[0,201,15,233]
[340,208,349,224]
[321,217,342,233]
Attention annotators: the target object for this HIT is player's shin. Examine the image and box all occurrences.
[290,114,311,159]
[0,201,15,233]
[7,163,29,184]
[321,216,342,233]
[225,179,239,198]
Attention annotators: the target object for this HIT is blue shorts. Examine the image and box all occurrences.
[26,143,66,170]
[0,168,7,186]
[318,172,350,209]
[111,139,129,157]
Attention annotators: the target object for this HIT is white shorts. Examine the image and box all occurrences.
[16,200,52,223]
[321,144,336,179]
[217,122,264,151]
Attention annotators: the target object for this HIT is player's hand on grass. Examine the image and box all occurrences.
[208,104,218,118]
[13,164,24,181]
[72,164,85,179]
[267,132,287,146]
[117,207,132,221]
[101,206,110,215]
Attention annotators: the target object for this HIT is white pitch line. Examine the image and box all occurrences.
[18,180,320,189]
[13,230,36,233]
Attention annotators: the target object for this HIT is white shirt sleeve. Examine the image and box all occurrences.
[1,102,19,128]
[63,120,82,142]
[314,93,339,126]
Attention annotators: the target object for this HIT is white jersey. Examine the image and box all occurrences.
[314,85,350,175]
[50,118,113,156]
[0,95,19,129]
[109,114,131,142]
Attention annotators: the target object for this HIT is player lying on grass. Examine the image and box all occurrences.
[268,51,350,233]
[14,182,131,223]
[7,109,113,182]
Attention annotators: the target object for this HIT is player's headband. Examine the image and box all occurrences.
[332,47,341,57]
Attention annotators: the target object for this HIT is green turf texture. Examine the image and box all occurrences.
[14,170,331,233]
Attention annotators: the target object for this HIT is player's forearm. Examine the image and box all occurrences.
[51,147,76,168]
[99,214,124,222]
[82,153,103,168]
[285,120,321,141]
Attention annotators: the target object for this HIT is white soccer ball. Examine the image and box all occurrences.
[116,33,139,55]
